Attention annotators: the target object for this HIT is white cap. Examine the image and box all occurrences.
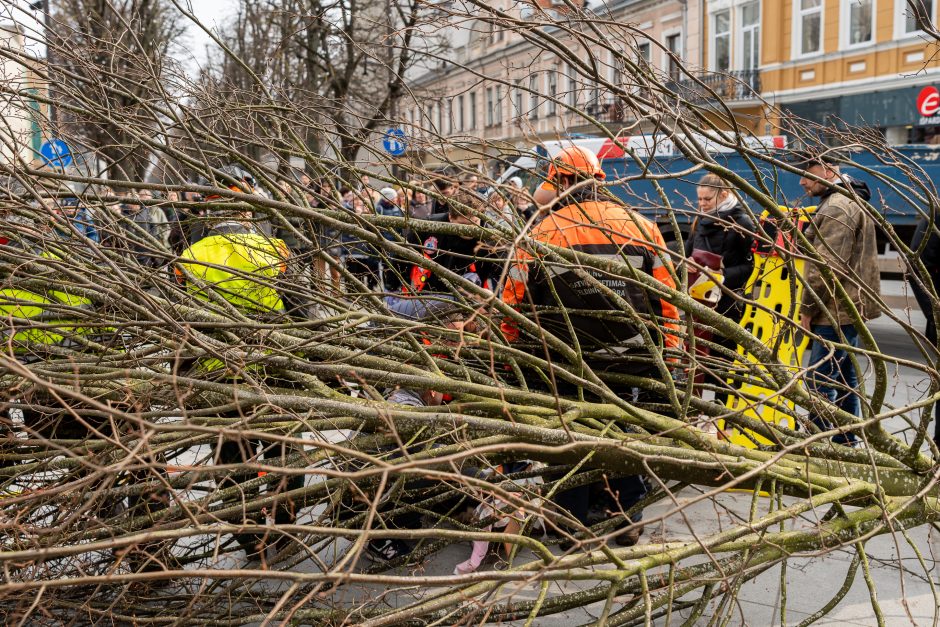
[508,176,523,189]
[379,187,398,201]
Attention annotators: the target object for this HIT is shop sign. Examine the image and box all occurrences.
[917,86,940,125]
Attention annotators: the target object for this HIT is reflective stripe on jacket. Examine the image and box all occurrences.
[501,198,681,350]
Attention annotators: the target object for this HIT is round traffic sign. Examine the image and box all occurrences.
[39,138,73,168]
[383,128,407,156]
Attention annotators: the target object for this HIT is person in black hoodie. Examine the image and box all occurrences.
[430,173,460,216]
[910,217,940,347]
[685,173,756,407]
[385,188,500,319]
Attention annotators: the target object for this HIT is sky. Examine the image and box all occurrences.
[179,0,242,71]
[0,0,242,75]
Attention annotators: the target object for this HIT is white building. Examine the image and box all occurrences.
[0,23,45,165]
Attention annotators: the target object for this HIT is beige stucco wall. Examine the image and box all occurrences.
[0,24,45,166]
[403,0,702,169]
[756,0,935,100]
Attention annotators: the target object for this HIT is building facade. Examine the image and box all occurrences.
[700,0,938,143]
[406,0,940,172]
[403,0,703,172]
[0,24,46,165]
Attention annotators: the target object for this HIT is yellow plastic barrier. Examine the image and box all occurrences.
[718,206,815,448]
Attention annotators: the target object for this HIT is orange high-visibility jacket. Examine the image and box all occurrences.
[501,198,681,350]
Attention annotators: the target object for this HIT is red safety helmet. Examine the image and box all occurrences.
[546,146,606,182]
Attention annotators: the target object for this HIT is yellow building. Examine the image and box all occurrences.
[702,0,937,143]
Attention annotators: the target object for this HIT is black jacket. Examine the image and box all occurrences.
[397,213,501,294]
[912,216,940,275]
[911,215,940,345]
[685,198,755,318]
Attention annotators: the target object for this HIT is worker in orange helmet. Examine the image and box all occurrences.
[501,145,682,548]
[529,145,604,210]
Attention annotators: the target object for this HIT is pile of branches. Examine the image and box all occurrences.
[0,1,936,624]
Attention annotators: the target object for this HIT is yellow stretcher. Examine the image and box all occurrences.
[718,206,816,448]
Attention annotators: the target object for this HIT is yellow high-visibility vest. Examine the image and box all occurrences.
[0,252,94,348]
[178,231,289,314]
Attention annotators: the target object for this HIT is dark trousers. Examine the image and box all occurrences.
[216,435,304,528]
[345,255,382,292]
[910,272,940,447]
[534,362,667,528]
[807,324,861,446]
[4,403,167,514]
[709,302,745,409]
[2,401,169,567]
[554,475,648,527]
[334,437,481,532]
[211,372,307,553]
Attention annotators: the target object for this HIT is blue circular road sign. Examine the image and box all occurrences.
[39,139,73,168]
[383,128,407,156]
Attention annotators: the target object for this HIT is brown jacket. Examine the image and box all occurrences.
[800,181,881,325]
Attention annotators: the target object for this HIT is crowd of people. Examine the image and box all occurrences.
[0,148,889,569]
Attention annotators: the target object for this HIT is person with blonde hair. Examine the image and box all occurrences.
[686,173,755,320]
[685,173,755,407]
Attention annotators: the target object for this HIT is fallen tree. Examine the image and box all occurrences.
[0,1,936,624]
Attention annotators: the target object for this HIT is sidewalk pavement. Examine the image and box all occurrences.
[356,303,939,625]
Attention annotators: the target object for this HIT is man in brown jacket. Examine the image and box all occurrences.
[797,153,881,444]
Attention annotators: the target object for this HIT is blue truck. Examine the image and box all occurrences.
[495,137,940,251]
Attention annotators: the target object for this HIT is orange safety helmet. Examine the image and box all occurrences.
[545,146,606,182]
[205,165,255,200]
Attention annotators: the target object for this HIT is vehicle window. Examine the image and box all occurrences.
[518,166,545,193]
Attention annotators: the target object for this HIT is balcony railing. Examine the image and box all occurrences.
[667,69,762,104]
[584,101,634,124]
[579,71,761,125]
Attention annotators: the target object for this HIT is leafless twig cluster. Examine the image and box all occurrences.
[0,1,936,624]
